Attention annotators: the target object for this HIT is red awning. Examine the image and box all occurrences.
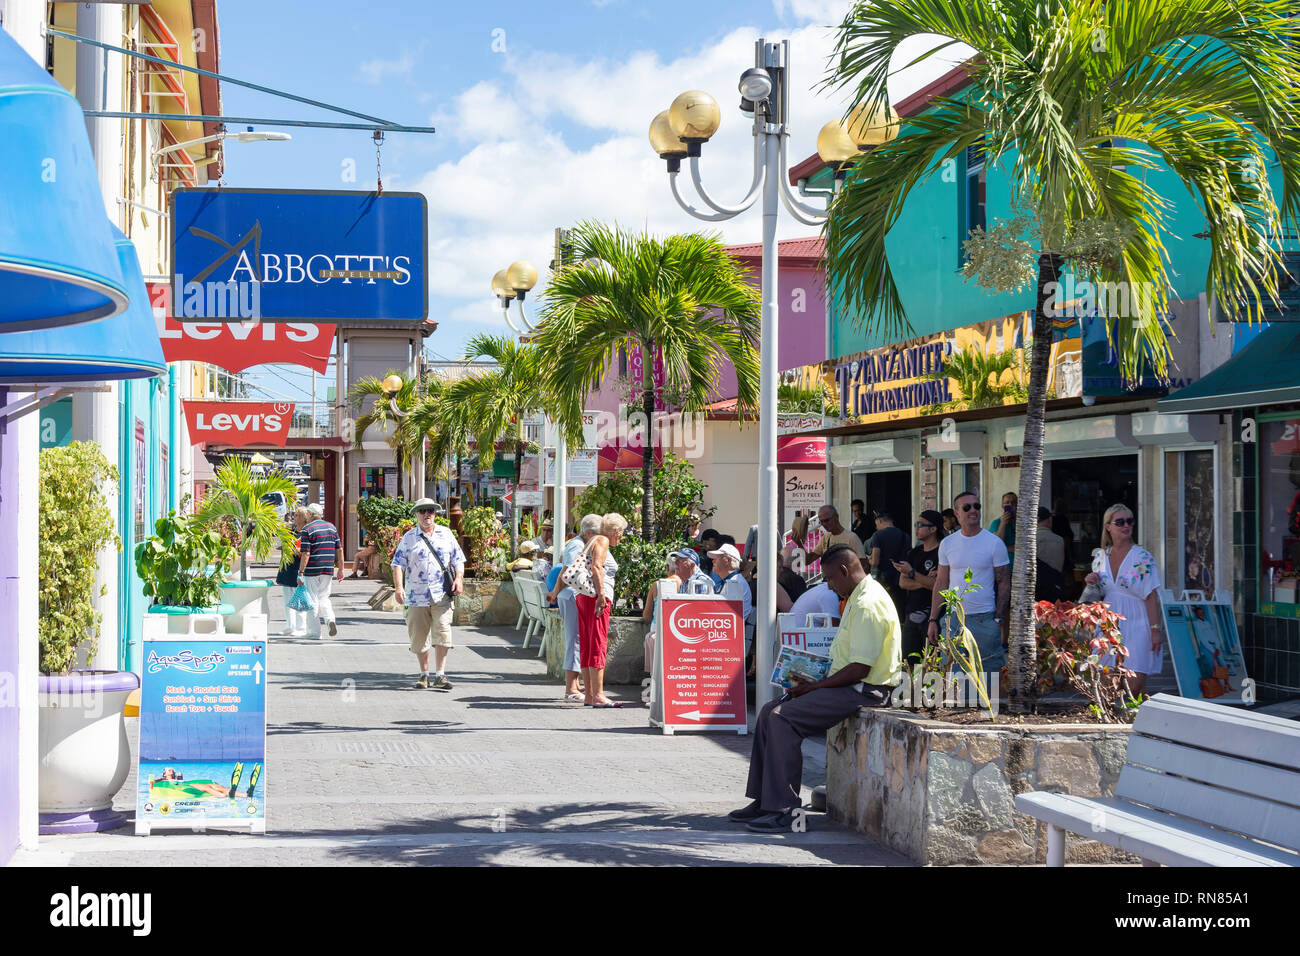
[777,435,827,465]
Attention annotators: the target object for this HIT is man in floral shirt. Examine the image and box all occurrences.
[392,499,465,690]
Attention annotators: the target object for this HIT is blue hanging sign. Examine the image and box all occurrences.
[170,188,427,323]
[135,631,268,834]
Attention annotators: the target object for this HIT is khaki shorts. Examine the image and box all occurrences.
[406,599,455,654]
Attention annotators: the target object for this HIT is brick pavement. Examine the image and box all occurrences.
[13,575,908,866]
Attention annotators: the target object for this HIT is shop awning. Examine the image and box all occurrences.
[1159,324,1300,414]
[777,435,827,465]
[0,30,129,332]
[0,226,168,384]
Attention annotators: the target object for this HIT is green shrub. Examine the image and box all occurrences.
[356,495,412,535]
[459,506,506,574]
[135,511,236,611]
[573,472,641,533]
[39,442,121,674]
[652,453,715,541]
[611,533,691,614]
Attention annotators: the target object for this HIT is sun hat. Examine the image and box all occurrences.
[519,541,539,555]
[410,498,438,514]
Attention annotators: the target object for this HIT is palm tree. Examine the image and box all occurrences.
[402,374,473,501]
[195,457,299,580]
[536,222,761,540]
[441,336,548,556]
[924,346,1027,413]
[349,372,419,499]
[825,0,1299,708]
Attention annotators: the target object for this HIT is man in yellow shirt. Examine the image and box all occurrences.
[730,544,902,832]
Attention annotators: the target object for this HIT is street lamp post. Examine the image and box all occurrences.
[650,38,896,709]
[491,262,568,546]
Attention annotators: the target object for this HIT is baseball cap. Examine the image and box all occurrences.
[918,509,944,529]
[672,549,700,565]
[706,543,742,563]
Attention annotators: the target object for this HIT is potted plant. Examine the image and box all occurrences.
[37,442,134,833]
[135,511,238,632]
[195,457,298,632]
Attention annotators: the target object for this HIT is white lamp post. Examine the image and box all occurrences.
[651,38,897,709]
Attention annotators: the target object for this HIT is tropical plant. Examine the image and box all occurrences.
[778,380,839,418]
[573,472,643,534]
[652,453,716,542]
[195,457,298,580]
[38,443,121,674]
[412,375,474,499]
[610,534,692,614]
[825,0,1300,710]
[349,370,420,498]
[459,505,507,575]
[922,346,1027,414]
[135,511,237,611]
[439,336,548,558]
[373,520,415,584]
[1035,600,1142,723]
[537,222,761,541]
[927,569,995,719]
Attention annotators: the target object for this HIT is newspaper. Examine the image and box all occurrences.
[770,645,832,690]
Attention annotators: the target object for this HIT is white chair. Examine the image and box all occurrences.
[510,571,530,632]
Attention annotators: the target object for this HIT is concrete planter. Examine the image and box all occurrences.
[541,613,648,686]
[147,604,235,635]
[220,580,272,634]
[37,670,140,833]
[453,578,520,627]
[826,707,1134,865]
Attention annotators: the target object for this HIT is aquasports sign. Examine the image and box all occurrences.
[136,633,267,835]
[170,188,427,322]
[149,282,333,373]
[653,596,747,735]
[184,401,293,447]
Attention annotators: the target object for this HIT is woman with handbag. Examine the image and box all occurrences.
[276,508,311,636]
[573,513,628,707]
[1083,503,1164,697]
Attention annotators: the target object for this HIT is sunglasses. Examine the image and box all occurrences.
[960,502,981,512]
[1111,516,1134,527]
[915,522,934,529]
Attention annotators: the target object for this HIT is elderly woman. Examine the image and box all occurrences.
[580,512,628,708]
[551,515,603,702]
[276,507,311,636]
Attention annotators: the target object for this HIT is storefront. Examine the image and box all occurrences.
[1163,322,1300,702]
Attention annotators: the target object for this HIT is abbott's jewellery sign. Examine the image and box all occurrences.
[171,188,427,323]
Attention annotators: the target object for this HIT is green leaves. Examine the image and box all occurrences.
[38,442,121,674]
[134,511,236,610]
[193,456,299,579]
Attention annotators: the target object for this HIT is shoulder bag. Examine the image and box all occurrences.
[419,531,456,597]
[561,539,599,598]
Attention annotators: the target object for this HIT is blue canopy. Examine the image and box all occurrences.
[0,28,128,332]
[0,226,167,384]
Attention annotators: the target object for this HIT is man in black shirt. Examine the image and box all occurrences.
[894,509,944,666]
[851,499,871,543]
[867,511,909,619]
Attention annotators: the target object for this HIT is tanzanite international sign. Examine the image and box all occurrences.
[170,188,427,322]
[135,625,267,835]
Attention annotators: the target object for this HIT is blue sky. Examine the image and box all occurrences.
[214,0,962,403]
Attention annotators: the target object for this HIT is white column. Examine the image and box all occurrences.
[14,402,39,849]
[1,0,45,60]
[754,120,780,711]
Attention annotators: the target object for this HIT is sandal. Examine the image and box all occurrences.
[564,693,585,703]
[591,701,625,708]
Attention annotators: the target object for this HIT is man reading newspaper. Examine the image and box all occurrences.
[730,544,902,833]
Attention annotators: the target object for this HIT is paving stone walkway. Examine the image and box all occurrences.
[14,576,908,866]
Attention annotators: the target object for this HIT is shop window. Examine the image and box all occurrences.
[1163,449,1215,593]
[950,461,980,505]
[1260,416,1300,615]
[960,143,987,264]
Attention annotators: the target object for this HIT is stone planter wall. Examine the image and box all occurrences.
[541,612,648,686]
[826,707,1134,865]
[452,578,520,627]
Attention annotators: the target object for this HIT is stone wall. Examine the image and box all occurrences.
[826,708,1134,865]
[541,612,648,686]
[452,579,520,627]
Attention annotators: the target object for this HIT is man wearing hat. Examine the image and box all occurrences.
[298,502,344,638]
[527,519,554,555]
[673,549,715,594]
[509,540,538,572]
[392,498,466,690]
[709,542,754,652]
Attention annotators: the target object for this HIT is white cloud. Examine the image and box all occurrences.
[359,50,415,84]
[418,14,968,356]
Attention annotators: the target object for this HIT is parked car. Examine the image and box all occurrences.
[260,491,290,524]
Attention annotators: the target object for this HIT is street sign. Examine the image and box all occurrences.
[651,594,747,735]
[136,615,268,835]
[515,488,543,507]
[543,410,602,449]
[543,448,598,486]
[171,188,427,323]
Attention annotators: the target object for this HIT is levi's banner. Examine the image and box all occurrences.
[184,401,293,447]
[149,282,333,373]
[653,595,747,735]
[136,630,267,835]
[170,188,427,323]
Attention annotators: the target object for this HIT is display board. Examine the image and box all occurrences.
[777,612,837,657]
[1159,589,1254,705]
[650,594,747,735]
[543,448,598,486]
[136,615,268,834]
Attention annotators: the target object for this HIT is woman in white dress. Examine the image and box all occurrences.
[1083,503,1164,696]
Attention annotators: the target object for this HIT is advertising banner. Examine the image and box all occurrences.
[777,612,837,657]
[171,188,427,323]
[1160,589,1252,705]
[184,401,293,448]
[652,595,747,735]
[136,617,267,834]
[149,282,334,373]
[782,467,826,518]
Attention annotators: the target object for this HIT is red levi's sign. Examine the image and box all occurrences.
[148,282,334,373]
[184,401,293,447]
[656,596,747,734]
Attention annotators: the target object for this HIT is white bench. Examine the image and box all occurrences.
[1015,694,1300,866]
